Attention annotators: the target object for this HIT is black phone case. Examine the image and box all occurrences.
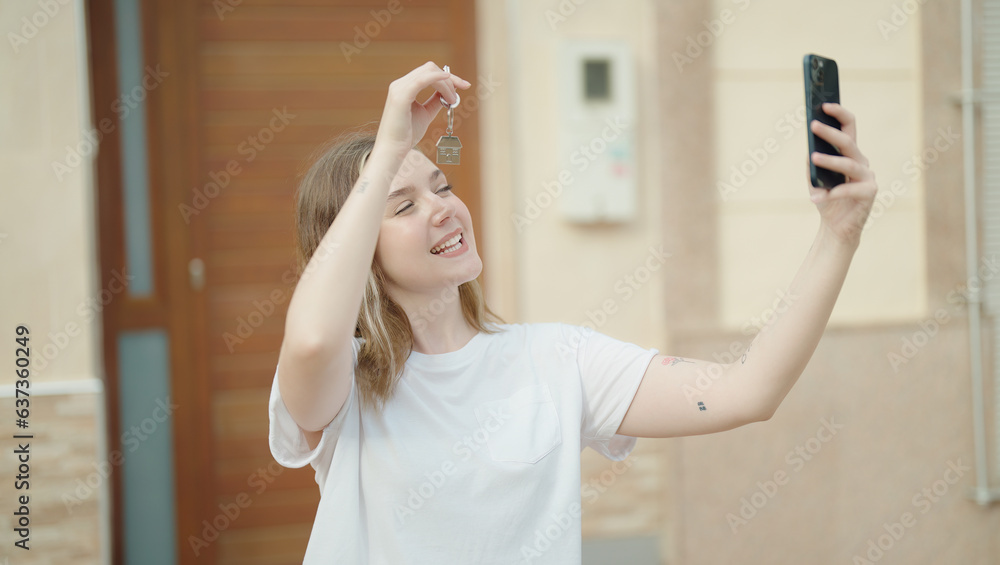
[803,54,845,189]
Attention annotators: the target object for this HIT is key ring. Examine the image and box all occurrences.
[435,65,463,165]
[440,65,461,110]
[440,65,460,136]
[440,92,461,110]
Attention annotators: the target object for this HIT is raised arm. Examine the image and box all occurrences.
[619,103,877,438]
[277,63,470,434]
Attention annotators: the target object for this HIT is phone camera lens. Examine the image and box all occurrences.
[811,58,819,70]
[811,67,823,85]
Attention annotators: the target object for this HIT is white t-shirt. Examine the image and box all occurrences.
[268,321,659,564]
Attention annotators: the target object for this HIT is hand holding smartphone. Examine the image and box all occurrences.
[803,54,845,189]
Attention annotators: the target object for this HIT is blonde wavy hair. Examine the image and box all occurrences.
[294,128,505,413]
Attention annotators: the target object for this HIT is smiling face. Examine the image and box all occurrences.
[374,150,482,301]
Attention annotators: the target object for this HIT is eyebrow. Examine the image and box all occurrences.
[387,169,443,203]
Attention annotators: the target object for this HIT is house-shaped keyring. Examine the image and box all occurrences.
[436,135,462,165]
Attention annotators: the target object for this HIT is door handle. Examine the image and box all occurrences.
[188,258,205,291]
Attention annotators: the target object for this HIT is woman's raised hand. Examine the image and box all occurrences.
[374,62,471,160]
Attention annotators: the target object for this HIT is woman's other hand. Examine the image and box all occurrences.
[807,103,878,249]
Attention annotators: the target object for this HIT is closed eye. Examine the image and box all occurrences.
[393,185,453,215]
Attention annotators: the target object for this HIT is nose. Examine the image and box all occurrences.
[429,192,457,225]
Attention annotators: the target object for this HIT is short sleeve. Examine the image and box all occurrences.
[572,325,658,461]
[268,337,360,470]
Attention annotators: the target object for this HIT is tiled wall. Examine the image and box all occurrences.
[0,392,104,563]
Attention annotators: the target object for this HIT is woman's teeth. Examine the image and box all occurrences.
[431,234,462,254]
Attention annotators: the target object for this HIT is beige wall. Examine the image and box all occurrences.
[1,0,101,381]
[712,0,926,330]
[478,0,998,563]
[478,0,668,348]
[0,0,106,562]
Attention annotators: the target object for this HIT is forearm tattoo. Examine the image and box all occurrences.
[661,356,693,366]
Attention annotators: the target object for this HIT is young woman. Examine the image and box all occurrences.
[268,62,877,563]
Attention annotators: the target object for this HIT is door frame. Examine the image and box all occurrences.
[88,0,212,562]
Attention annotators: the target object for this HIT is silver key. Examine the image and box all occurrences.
[436,65,461,165]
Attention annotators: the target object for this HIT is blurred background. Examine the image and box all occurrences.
[1,0,999,563]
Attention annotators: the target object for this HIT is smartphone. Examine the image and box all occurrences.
[803,54,845,189]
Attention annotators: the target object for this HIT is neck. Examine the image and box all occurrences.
[390,285,477,354]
